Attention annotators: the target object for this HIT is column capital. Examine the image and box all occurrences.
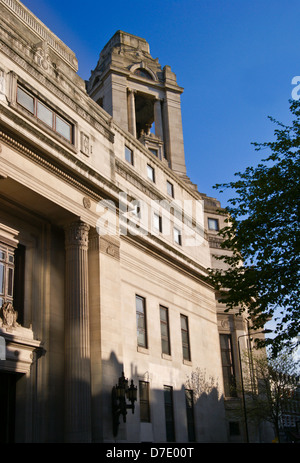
[65,221,90,249]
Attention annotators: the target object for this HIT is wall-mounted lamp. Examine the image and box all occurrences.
[112,371,137,437]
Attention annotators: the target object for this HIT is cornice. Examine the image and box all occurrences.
[0,22,114,143]
[0,0,78,71]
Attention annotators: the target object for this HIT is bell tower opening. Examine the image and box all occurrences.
[87,31,187,176]
[135,92,154,139]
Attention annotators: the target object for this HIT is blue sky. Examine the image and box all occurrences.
[21,0,300,206]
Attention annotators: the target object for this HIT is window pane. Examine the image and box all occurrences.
[153,213,162,232]
[56,115,71,141]
[147,165,155,181]
[37,100,53,127]
[174,228,181,245]
[17,87,34,113]
[7,267,14,297]
[167,181,174,197]
[0,263,4,295]
[136,296,147,347]
[208,218,219,230]
[139,381,150,422]
[125,146,133,164]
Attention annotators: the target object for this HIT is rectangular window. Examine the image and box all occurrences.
[147,164,155,182]
[208,218,219,231]
[139,381,150,422]
[0,245,14,307]
[153,213,162,233]
[17,85,73,143]
[125,146,134,164]
[160,305,171,355]
[167,181,174,197]
[17,86,34,114]
[37,100,53,127]
[173,227,182,246]
[180,314,191,361]
[185,389,196,442]
[164,386,175,442]
[220,334,237,397]
[136,295,147,348]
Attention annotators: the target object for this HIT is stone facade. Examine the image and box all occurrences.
[0,0,272,443]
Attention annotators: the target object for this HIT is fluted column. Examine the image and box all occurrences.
[64,221,91,442]
[127,89,137,137]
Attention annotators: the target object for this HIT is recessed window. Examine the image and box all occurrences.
[160,305,171,355]
[208,218,219,231]
[180,314,191,361]
[134,68,153,80]
[185,389,196,442]
[139,381,151,422]
[16,85,73,143]
[149,148,158,157]
[0,245,14,308]
[174,227,182,246]
[167,181,174,198]
[136,295,147,348]
[131,201,141,219]
[164,386,175,442]
[147,164,155,182]
[220,334,237,397]
[125,146,134,164]
[153,213,162,233]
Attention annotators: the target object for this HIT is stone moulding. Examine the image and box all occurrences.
[0,0,78,71]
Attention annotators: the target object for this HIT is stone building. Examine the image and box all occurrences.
[0,0,272,443]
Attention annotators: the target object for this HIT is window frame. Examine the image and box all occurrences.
[180,314,191,362]
[125,146,134,165]
[173,227,182,246]
[153,212,162,233]
[164,385,176,442]
[147,164,155,182]
[208,217,219,231]
[185,389,196,442]
[219,334,237,397]
[160,305,171,356]
[0,244,15,308]
[139,380,151,422]
[16,84,74,144]
[136,295,147,348]
[167,180,174,198]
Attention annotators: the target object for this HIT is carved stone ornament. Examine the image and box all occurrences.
[65,221,90,249]
[32,41,51,71]
[80,132,90,156]
[83,197,91,209]
[0,302,19,328]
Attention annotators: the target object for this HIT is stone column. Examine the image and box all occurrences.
[64,221,91,443]
[127,89,137,137]
[154,97,164,141]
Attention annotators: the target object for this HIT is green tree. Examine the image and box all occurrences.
[209,100,300,356]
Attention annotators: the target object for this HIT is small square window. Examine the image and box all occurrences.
[147,164,155,182]
[149,148,158,157]
[125,146,133,164]
[208,218,219,231]
[167,181,174,197]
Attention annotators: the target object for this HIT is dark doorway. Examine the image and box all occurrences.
[0,371,22,443]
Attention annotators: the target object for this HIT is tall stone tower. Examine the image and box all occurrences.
[87,31,187,177]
